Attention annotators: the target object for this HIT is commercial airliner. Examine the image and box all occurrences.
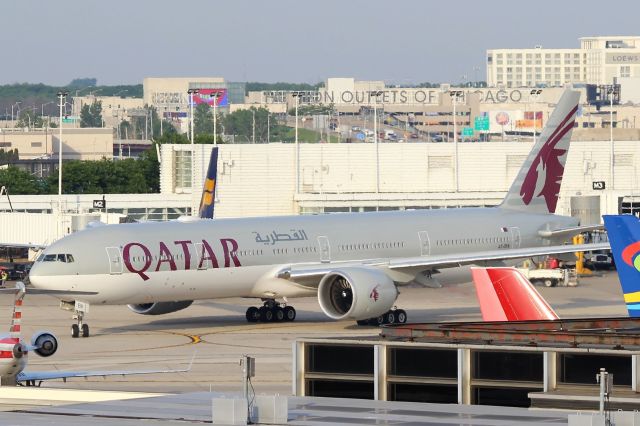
[28,89,609,337]
[0,283,191,385]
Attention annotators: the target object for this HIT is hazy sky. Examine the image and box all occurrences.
[4,0,640,86]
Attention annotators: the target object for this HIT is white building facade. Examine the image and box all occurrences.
[159,142,640,224]
[487,36,640,87]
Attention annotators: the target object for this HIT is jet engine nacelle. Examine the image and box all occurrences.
[12,343,26,359]
[31,332,58,357]
[318,267,398,321]
[127,300,194,315]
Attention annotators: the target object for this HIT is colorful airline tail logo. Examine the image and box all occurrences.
[519,105,577,213]
[370,286,380,302]
[621,241,640,271]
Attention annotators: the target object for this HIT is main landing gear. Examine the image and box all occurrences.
[61,300,90,338]
[245,299,296,323]
[356,308,408,326]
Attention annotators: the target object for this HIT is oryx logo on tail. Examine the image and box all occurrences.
[499,90,580,214]
[520,104,578,213]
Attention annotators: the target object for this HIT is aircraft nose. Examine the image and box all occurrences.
[26,262,41,286]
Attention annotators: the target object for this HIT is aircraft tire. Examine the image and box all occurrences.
[81,324,90,338]
[246,307,260,322]
[71,324,80,338]
[283,306,296,322]
[274,307,285,322]
[261,308,274,322]
[386,311,396,324]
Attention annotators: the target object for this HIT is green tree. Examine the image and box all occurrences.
[80,100,103,127]
[194,103,213,135]
[222,107,276,143]
[15,109,44,128]
[154,132,189,145]
[137,144,160,192]
[0,149,19,165]
[45,159,151,194]
[0,166,43,194]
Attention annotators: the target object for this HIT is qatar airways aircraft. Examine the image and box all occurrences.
[28,89,608,338]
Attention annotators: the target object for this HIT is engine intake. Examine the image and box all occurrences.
[128,300,193,315]
[31,332,58,357]
[318,267,397,321]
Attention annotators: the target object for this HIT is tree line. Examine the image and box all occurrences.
[0,148,159,195]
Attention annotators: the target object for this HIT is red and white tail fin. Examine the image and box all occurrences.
[9,282,26,338]
[471,267,559,321]
[500,89,580,214]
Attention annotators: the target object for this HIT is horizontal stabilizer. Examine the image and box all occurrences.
[538,224,604,239]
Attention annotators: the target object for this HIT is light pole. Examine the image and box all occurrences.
[187,89,198,213]
[187,89,198,143]
[530,89,542,145]
[608,86,616,189]
[292,92,302,193]
[369,90,383,193]
[210,92,220,145]
[57,91,68,205]
[251,108,255,144]
[11,102,21,127]
[41,101,54,122]
[449,90,464,192]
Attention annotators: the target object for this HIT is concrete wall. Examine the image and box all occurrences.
[160,140,640,219]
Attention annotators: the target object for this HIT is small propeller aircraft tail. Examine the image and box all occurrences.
[500,89,580,214]
[471,267,559,321]
[198,147,219,219]
[603,215,640,317]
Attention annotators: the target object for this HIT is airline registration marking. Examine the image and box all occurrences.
[123,239,241,281]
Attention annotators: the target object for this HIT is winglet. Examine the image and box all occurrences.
[603,215,640,317]
[471,267,559,321]
[198,147,219,219]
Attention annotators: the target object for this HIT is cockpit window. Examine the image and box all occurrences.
[40,254,75,263]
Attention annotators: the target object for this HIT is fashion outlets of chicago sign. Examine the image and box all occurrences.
[264,89,531,105]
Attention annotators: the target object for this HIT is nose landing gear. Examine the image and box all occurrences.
[62,300,90,338]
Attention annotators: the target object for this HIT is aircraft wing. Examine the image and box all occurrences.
[275,242,610,288]
[387,242,611,270]
[538,224,604,238]
[16,356,194,384]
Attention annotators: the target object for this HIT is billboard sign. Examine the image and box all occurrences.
[191,89,229,107]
